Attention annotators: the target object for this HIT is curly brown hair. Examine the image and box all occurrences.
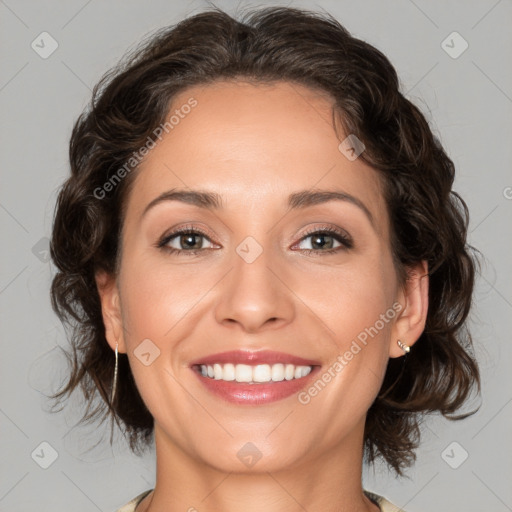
[49,6,480,475]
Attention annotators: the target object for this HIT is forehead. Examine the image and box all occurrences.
[125,80,388,233]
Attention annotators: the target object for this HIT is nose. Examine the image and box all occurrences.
[214,243,295,334]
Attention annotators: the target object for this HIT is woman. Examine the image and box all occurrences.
[49,7,480,512]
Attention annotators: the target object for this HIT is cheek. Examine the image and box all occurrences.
[295,250,397,413]
[116,251,229,403]
[292,248,397,345]
[116,256,204,432]
[119,252,215,340]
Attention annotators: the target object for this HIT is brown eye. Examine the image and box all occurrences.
[173,232,205,250]
[158,228,217,255]
[294,228,353,253]
[301,232,338,250]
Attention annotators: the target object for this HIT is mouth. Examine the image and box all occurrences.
[194,362,314,383]
[189,350,321,405]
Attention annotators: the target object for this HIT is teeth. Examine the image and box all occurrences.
[271,363,285,382]
[236,364,253,382]
[253,364,271,383]
[222,363,235,381]
[199,363,313,383]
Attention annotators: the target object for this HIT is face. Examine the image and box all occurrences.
[97,80,428,473]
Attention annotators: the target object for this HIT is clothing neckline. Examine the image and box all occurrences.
[134,489,153,511]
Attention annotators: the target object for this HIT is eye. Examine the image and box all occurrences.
[293,226,353,254]
[157,226,218,255]
[156,224,353,256]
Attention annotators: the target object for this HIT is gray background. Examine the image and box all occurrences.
[1,0,511,511]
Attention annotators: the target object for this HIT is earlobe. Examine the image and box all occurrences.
[389,260,429,358]
[95,270,126,353]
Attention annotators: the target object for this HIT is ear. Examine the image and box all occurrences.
[95,270,126,353]
[389,260,429,358]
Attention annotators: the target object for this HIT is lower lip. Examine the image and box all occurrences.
[191,366,320,405]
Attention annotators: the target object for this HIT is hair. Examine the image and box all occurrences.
[49,6,481,475]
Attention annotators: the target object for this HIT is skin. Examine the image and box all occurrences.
[96,80,428,512]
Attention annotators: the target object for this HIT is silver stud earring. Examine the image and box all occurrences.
[110,341,119,405]
[397,339,410,354]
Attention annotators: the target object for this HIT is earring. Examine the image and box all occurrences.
[110,341,119,405]
[397,339,410,354]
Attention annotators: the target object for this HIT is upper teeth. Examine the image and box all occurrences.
[199,363,312,383]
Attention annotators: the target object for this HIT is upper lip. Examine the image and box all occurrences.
[190,350,321,367]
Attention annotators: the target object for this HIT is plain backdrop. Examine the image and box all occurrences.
[1,1,511,511]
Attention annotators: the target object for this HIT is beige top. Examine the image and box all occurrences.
[115,489,406,511]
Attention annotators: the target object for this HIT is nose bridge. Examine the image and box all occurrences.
[213,234,295,332]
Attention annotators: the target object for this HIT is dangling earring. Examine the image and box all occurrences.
[397,339,410,354]
[110,341,119,405]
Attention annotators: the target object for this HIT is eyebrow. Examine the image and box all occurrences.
[142,188,375,227]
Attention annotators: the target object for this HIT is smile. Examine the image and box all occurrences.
[189,350,321,404]
[197,363,313,383]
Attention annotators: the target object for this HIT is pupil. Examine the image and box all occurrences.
[312,234,332,250]
[182,234,200,249]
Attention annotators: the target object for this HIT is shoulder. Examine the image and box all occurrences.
[114,489,153,512]
[364,490,407,512]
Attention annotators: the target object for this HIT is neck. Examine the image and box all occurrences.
[138,422,380,512]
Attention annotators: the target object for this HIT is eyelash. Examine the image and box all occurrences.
[156,224,353,256]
